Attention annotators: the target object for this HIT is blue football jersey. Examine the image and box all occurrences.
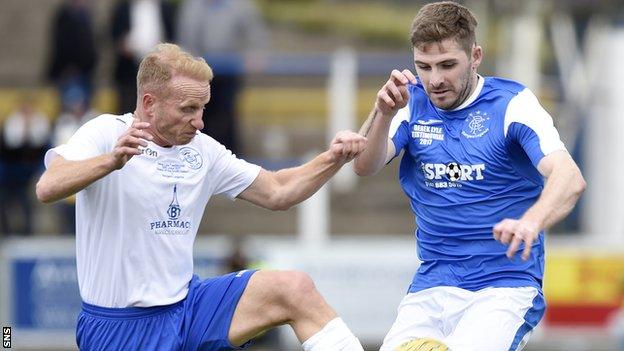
[389,76,566,293]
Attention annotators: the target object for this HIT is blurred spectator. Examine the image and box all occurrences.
[177,0,269,155]
[50,86,98,235]
[225,235,249,273]
[47,0,98,108]
[110,0,176,114]
[0,95,50,235]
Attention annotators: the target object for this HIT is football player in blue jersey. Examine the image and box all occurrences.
[354,2,586,350]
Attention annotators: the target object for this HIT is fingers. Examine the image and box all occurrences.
[493,219,537,261]
[389,69,417,85]
[330,131,367,161]
[112,122,155,168]
[521,236,534,261]
[402,69,418,84]
[376,70,416,116]
[506,236,523,259]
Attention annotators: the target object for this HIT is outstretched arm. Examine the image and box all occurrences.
[36,120,153,203]
[354,69,416,176]
[493,150,586,259]
[237,131,367,211]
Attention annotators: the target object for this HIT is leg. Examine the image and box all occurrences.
[379,289,447,351]
[444,287,545,351]
[228,270,335,344]
[228,270,362,350]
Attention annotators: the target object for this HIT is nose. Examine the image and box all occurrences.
[429,68,444,88]
[191,113,204,131]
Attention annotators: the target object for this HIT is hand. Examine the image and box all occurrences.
[493,218,541,260]
[375,69,417,117]
[328,130,367,164]
[110,119,154,170]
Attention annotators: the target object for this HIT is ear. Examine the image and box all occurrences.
[141,93,157,115]
[471,45,483,70]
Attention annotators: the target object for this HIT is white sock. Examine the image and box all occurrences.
[302,317,365,351]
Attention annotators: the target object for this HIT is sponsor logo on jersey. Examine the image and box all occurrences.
[416,119,443,125]
[150,185,191,234]
[462,111,490,138]
[412,120,444,146]
[139,147,158,158]
[420,162,485,188]
[179,147,203,170]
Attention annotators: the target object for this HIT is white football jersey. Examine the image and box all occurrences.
[45,113,260,307]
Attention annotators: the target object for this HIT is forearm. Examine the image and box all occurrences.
[521,166,586,230]
[354,108,393,176]
[272,151,342,209]
[36,154,117,203]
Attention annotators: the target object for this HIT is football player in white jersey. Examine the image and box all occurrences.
[354,2,586,350]
[36,43,366,351]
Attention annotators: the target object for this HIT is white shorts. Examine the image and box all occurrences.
[380,286,545,351]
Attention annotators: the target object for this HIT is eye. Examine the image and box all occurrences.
[441,63,456,69]
[417,65,431,71]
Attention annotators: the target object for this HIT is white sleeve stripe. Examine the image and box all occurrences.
[504,88,566,155]
[388,105,410,139]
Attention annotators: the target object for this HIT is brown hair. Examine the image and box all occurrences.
[410,1,478,54]
[136,43,213,97]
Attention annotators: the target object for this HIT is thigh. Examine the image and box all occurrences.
[380,289,448,351]
[182,270,257,351]
[444,287,545,351]
[227,270,336,346]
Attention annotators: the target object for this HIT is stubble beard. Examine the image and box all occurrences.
[435,68,476,111]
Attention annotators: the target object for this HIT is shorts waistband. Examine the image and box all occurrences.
[81,299,184,319]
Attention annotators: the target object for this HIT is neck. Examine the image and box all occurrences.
[133,110,172,147]
[453,72,479,110]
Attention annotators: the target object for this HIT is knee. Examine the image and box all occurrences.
[276,271,320,309]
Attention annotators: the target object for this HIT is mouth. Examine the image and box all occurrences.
[430,89,450,97]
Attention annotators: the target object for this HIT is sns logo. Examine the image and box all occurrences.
[421,162,485,181]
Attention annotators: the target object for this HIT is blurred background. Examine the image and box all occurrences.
[1,0,624,350]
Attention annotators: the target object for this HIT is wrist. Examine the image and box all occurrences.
[520,212,544,231]
[374,105,396,120]
[323,149,346,168]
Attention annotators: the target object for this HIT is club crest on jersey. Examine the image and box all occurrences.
[462,111,490,138]
[149,185,191,235]
[179,147,203,170]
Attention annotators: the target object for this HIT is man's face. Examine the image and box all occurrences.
[151,75,210,146]
[413,39,482,110]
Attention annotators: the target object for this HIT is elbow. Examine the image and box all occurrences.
[36,179,61,204]
[35,181,55,203]
[268,199,292,212]
[266,190,293,211]
[353,160,376,177]
[574,174,587,197]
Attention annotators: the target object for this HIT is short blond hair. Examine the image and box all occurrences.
[137,43,213,97]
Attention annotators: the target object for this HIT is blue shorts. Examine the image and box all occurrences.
[76,270,257,351]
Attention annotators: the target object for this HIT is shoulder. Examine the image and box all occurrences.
[86,113,132,130]
[186,132,233,162]
[483,77,526,97]
[75,113,132,141]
